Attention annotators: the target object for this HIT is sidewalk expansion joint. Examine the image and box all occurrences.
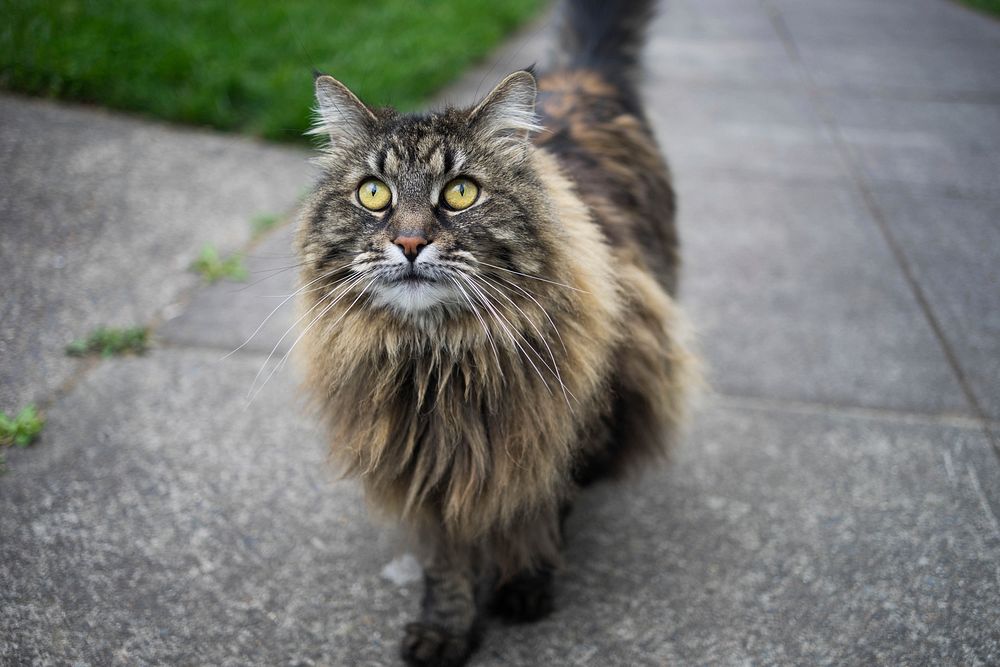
[712,391,1000,431]
[153,339,278,362]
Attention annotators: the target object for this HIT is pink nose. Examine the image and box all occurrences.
[394,235,428,262]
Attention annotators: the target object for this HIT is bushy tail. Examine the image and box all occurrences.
[557,0,657,87]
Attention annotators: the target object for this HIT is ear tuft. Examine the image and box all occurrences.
[308,75,376,147]
[468,70,542,143]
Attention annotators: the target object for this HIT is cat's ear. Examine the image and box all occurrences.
[309,74,376,146]
[468,70,541,144]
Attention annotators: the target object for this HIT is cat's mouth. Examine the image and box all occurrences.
[387,267,436,286]
[370,267,454,314]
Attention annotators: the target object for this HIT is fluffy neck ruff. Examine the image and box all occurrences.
[297,150,622,549]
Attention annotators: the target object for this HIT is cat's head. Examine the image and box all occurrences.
[299,70,558,317]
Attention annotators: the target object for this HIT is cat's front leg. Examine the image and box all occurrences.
[401,536,478,667]
[490,563,555,622]
[489,500,569,623]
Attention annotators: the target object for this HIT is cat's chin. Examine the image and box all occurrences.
[370,279,457,315]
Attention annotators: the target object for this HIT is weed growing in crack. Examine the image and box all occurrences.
[66,326,149,358]
[191,244,248,283]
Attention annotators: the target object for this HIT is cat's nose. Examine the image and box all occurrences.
[394,234,428,263]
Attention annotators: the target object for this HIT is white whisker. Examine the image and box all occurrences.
[458,274,552,395]
[476,261,589,293]
[248,275,377,404]
[448,275,501,372]
[489,275,569,354]
[470,276,558,377]
[245,271,369,401]
[473,274,576,408]
[222,262,354,360]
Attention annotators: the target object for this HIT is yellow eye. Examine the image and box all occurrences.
[358,178,391,211]
[442,178,479,211]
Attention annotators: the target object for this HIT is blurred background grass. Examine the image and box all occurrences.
[0,0,544,142]
[960,0,1000,16]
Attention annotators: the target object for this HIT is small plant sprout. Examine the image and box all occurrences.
[191,244,248,283]
[66,327,149,358]
[251,213,281,237]
[0,405,45,470]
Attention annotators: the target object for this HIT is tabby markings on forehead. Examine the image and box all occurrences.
[442,146,455,175]
[384,146,402,175]
[451,149,467,174]
[426,147,445,175]
[385,138,447,176]
[416,135,440,161]
[367,151,384,176]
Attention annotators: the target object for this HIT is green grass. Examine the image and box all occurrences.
[191,244,248,283]
[0,0,545,142]
[958,0,1000,17]
[66,326,149,357]
[0,405,45,471]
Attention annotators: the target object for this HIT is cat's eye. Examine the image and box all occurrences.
[441,178,479,211]
[357,178,391,211]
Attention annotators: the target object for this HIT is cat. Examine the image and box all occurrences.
[295,0,698,664]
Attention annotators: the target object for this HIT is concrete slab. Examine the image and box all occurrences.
[641,0,798,88]
[2,349,997,664]
[870,188,1000,420]
[658,0,1000,97]
[770,0,1000,104]
[645,38,801,88]
[800,42,1000,99]
[676,174,970,415]
[773,0,1000,100]
[0,95,313,413]
[821,94,1000,200]
[647,84,847,183]
[652,0,779,42]
[773,0,1000,50]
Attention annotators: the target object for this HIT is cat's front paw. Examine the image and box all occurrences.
[400,621,473,667]
[490,568,555,623]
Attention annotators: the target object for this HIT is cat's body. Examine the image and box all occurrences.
[296,1,697,664]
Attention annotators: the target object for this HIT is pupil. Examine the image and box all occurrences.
[457,183,465,196]
[369,184,377,196]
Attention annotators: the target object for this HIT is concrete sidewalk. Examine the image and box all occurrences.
[2,0,999,664]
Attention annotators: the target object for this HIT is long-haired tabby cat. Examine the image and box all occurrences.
[295,0,697,663]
